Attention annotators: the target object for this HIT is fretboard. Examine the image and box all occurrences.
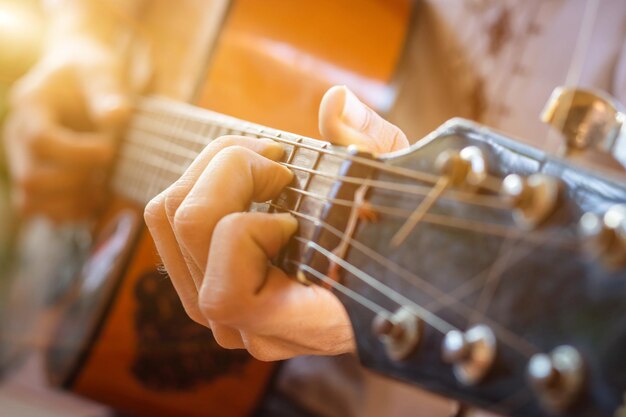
[112,96,348,260]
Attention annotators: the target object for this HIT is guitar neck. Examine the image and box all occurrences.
[113,96,341,208]
[112,96,350,270]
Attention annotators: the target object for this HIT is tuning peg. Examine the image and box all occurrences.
[542,87,625,154]
[528,345,585,414]
[372,307,423,362]
[500,173,560,229]
[441,324,496,385]
[541,87,626,172]
[578,204,626,268]
[435,146,488,189]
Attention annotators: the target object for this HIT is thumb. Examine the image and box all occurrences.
[81,65,131,128]
[319,85,409,154]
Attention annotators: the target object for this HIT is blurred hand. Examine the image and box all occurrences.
[144,86,409,361]
[4,37,130,222]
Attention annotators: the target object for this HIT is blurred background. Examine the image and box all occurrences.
[0,0,43,289]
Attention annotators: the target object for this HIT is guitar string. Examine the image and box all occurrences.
[124,120,510,209]
[114,136,544,354]
[115,145,580,252]
[129,108,504,193]
[469,232,519,326]
[280,162,508,210]
[274,204,539,357]
[426,200,566,312]
[118,8,600,398]
[279,186,579,251]
[125,120,510,209]
[114,107,568,354]
[292,236,538,357]
[292,262,391,316]
[424,239,536,314]
[284,199,564,356]
[294,236,457,334]
[130,109,439,183]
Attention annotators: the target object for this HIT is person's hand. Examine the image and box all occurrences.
[3,37,130,222]
[144,86,409,361]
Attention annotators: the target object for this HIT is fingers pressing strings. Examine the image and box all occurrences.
[125,123,578,251]
[145,137,288,309]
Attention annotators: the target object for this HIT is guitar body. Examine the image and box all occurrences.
[45,1,412,416]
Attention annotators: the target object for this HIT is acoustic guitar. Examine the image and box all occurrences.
[48,84,626,417]
[40,1,626,417]
[43,0,414,417]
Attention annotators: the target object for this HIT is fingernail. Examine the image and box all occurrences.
[261,140,286,161]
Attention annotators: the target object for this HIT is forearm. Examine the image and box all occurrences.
[42,0,147,46]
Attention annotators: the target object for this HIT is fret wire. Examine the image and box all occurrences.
[124,133,155,202]
[123,134,187,179]
[281,134,303,213]
[133,99,449,185]
[293,142,326,214]
[131,119,200,160]
[126,111,509,212]
[149,109,179,201]
[119,123,510,211]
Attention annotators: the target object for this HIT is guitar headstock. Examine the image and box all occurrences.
[297,118,626,417]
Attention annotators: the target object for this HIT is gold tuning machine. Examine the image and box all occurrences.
[441,325,497,386]
[578,204,626,269]
[500,173,560,230]
[372,307,423,362]
[527,346,585,414]
[435,146,488,189]
[541,87,626,172]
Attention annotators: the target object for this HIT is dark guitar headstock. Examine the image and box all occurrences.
[298,118,626,417]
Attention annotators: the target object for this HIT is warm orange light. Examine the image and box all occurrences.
[0,1,44,82]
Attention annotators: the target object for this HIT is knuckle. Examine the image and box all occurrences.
[214,212,248,236]
[172,203,203,238]
[163,189,184,220]
[199,294,236,324]
[144,195,166,228]
[210,135,240,148]
[213,145,251,165]
[162,178,195,218]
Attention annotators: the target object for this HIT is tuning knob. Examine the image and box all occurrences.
[500,173,560,229]
[541,87,626,172]
[435,146,488,189]
[528,346,585,414]
[373,307,423,361]
[442,325,496,385]
[542,87,625,153]
[578,204,626,268]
